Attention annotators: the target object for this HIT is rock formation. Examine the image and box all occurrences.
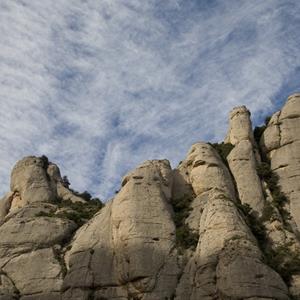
[0,94,300,299]
[0,157,102,300]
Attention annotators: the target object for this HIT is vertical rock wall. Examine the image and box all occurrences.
[0,157,91,300]
[0,94,299,299]
[63,160,181,300]
[174,143,288,300]
[226,106,265,215]
[261,93,300,232]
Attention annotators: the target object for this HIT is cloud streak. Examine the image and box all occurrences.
[0,0,300,200]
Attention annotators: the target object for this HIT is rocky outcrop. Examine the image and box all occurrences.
[0,156,85,224]
[0,93,300,299]
[259,94,300,298]
[225,106,265,216]
[63,160,180,299]
[0,156,101,299]
[174,143,288,300]
[10,156,58,205]
[225,105,256,146]
[261,93,300,233]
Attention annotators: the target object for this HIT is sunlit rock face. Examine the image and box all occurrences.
[62,160,180,300]
[225,106,265,216]
[261,93,300,232]
[0,94,300,299]
[0,156,92,299]
[174,143,288,300]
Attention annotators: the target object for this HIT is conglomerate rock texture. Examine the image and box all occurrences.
[261,94,300,233]
[0,94,300,300]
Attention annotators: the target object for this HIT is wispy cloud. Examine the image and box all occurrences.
[0,0,300,200]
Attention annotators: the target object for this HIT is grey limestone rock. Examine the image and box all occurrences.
[174,143,288,300]
[0,94,300,299]
[63,160,180,299]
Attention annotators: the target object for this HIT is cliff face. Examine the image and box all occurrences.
[0,94,300,300]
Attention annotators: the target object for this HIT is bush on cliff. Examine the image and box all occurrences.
[256,162,289,220]
[36,198,103,226]
[253,115,271,145]
[210,142,234,160]
[171,194,199,251]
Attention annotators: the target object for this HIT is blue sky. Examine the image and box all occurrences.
[0,0,300,201]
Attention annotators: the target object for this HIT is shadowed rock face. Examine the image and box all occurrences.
[225,106,265,216]
[0,94,300,299]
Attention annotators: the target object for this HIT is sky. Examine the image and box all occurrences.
[0,0,300,201]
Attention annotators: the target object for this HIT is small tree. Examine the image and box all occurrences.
[77,191,92,201]
[40,155,49,169]
[62,176,70,188]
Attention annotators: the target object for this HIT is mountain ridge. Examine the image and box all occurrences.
[0,93,300,300]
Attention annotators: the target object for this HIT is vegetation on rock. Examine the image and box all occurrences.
[171,193,199,250]
[260,201,276,223]
[236,202,267,244]
[253,115,271,145]
[62,175,70,188]
[40,155,50,169]
[235,202,296,285]
[36,198,103,226]
[256,161,290,222]
[264,242,300,285]
[210,142,234,165]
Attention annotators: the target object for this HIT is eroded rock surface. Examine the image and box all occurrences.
[261,93,300,232]
[175,143,288,300]
[0,94,300,299]
[0,156,100,299]
[226,106,265,215]
[63,160,180,299]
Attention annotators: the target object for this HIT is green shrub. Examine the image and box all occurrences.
[52,247,67,277]
[40,155,49,169]
[171,194,199,250]
[249,218,267,244]
[63,175,99,203]
[253,115,271,144]
[254,125,266,145]
[260,202,276,222]
[210,142,234,163]
[36,199,103,226]
[58,199,103,222]
[256,162,272,180]
[236,202,267,244]
[35,210,55,218]
[176,224,198,250]
[236,202,252,216]
[55,211,84,227]
[172,195,193,227]
[272,190,288,207]
[69,190,92,201]
[62,176,70,188]
[264,244,300,285]
[256,162,289,221]
[238,161,298,286]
